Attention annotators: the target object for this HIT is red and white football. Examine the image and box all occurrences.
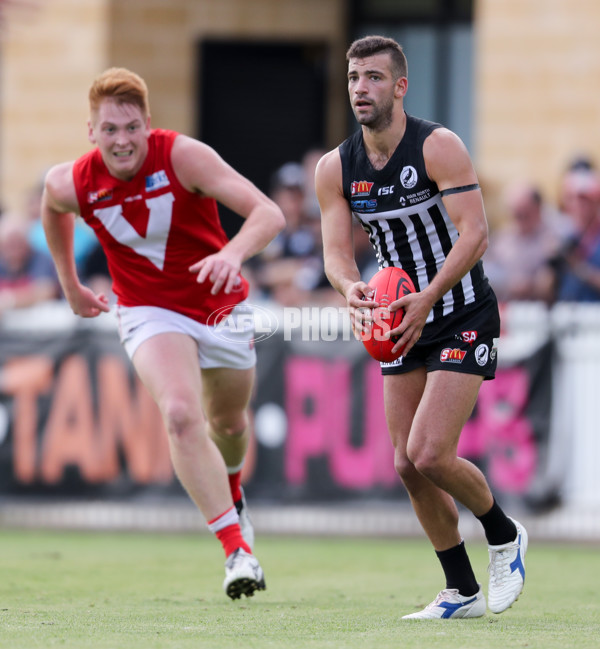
[360,266,416,362]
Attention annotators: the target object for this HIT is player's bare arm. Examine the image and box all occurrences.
[389,128,488,356]
[171,135,285,294]
[315,149,378,336]
[42,163,110,317]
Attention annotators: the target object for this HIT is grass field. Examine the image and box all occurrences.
[0,528,598,649]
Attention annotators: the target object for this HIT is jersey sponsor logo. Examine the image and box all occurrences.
[458,330,478,344]
[381,356,403,368]
[124,194,143,203]
[400,165,418,189]
[475,343,489,366]
[440,347,466,363]
[145,170,170,192]
[406,188,431,204]
[87,188,113,204]
[351,199,377,212]
[351,180,374,196]
[377,185,395,196]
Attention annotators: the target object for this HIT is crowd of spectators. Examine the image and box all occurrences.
[1,152,600,321]
[484,156,600,305]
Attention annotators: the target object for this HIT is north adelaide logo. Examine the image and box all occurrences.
[351,180,374,196]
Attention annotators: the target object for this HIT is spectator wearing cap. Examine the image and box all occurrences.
[249,160,342,306]
[268,162,317,259]
[549,168,600,301]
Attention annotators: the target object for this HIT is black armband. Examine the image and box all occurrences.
[439,183,480,197]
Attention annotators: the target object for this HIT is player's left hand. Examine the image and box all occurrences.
[189,250,243,295]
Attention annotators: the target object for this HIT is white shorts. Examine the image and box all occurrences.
[116,302,257,370]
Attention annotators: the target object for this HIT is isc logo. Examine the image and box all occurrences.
[378,185,395,196]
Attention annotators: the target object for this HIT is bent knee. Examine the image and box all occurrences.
[161,398,203,438]
[408,448,451,482]
[208,410,249,439]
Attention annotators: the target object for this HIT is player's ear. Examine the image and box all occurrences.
[88,120,97,145]
[394,76,408,98]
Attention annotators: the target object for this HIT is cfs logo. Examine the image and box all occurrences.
[440,348,466,363]
[351,180,374,196]
[351,199,377,212]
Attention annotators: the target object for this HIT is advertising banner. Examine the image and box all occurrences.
[0,323,555,508]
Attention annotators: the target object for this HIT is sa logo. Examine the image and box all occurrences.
[461,330,478,344]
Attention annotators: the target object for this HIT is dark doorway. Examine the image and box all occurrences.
[198,39,327,237]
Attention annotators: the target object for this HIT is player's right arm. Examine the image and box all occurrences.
[42,162,110,317]
[315,149,377,335]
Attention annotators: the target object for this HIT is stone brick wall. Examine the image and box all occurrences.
[0,0,346,213]
[475,0,600,222]
[2,0,599,224]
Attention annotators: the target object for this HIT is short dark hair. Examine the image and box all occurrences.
[346,35,408,79]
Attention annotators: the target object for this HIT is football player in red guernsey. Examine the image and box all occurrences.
[41,67,284,600]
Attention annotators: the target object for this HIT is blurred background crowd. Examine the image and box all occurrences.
[0,0,599,319]
[2,151,600,316]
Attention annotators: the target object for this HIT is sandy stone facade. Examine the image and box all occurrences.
[1,0,599,222]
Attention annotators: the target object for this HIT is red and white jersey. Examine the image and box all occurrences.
[72,129,249,323]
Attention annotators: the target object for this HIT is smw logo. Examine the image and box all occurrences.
[351,180,374,196]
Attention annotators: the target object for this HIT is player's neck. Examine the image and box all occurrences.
[362,110,407,171]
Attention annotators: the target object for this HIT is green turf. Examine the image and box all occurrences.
[0,528,598,648]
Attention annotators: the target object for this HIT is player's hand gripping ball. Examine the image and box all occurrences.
[361,267,416,363]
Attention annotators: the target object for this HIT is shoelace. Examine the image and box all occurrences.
[430,589,459,607]
[488,543,518,584]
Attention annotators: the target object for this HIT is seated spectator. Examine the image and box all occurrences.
[0,214,60,314]
[484,182,561,303]
[252,160,342,306]
[264,162,317,260]
[25,181,98,275]
[548,169,600,301]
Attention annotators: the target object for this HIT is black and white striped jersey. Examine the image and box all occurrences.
[339,113,491,324]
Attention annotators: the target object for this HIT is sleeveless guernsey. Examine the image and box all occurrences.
[72,129,249,324]
[339,114,491,324]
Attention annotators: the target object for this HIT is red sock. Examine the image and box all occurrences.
[207,506,251,557]
[215,524,251,557]
[228,471,242,503]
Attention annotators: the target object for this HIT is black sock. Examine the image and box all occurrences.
[476,499,517,545]
[435,541,479,596]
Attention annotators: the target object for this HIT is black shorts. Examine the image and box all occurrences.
[380,291,500,380]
